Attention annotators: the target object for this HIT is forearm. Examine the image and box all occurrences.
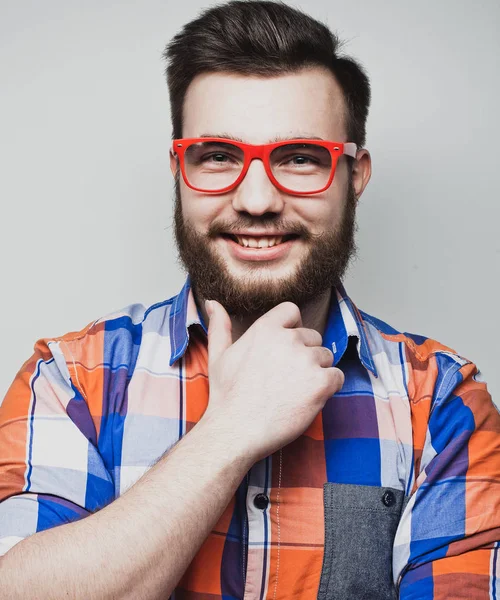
[0,416,252,600]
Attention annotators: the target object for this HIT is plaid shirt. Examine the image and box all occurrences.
[1,277,499,599]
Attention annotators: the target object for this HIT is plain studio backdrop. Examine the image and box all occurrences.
[0,0,498,406]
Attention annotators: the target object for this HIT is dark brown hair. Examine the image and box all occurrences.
[164,0,371,147]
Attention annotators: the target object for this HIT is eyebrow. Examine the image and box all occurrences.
[199,133,326,143]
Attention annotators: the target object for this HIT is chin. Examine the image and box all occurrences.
[224,257,300,281]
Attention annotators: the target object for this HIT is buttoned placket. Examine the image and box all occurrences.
[243,455,273,600]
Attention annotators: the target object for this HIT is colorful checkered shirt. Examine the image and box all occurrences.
[1,277,499,598]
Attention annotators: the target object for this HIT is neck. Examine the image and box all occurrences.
[199,288,333,344]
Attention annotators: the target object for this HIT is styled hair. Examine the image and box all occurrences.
[164,0,371,147]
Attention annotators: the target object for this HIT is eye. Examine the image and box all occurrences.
[208,153,230,162]
[200,152,239,165]
[271,143,331,170]
[279,153,320,167]
[289,155,318,165]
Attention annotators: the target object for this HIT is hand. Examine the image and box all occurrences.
[202,300,344,462]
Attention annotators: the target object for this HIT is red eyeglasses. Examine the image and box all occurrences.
[172,137,357,195]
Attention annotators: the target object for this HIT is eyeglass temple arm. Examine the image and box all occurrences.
[343,143,358,158]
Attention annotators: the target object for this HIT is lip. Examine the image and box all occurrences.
[229,231,294,237]
[223,236,295,262]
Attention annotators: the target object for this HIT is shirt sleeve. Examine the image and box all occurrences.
[395,357,500,598]
[0,328,115,556]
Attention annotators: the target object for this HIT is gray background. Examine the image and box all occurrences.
[0,0,498,404]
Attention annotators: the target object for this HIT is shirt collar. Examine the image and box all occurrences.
[323,282,378,377]
[169,276,377,377]
[169,276,204,366]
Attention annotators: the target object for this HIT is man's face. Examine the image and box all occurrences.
[172,68,367,317]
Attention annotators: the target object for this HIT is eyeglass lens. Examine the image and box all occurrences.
[183,141,333,192]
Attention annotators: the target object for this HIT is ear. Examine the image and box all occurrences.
[352,148,372,200]
[170,149,179,178]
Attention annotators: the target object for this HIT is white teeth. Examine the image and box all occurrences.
[234,235,284,248]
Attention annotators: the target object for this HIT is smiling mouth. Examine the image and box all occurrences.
[221,233,299,248]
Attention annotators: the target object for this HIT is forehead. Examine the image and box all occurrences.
[182,67,347,143]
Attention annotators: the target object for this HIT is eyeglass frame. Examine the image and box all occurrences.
[171,137,358,196]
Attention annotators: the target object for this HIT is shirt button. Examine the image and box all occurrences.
[253,493,269,510]
[382,490,396,507]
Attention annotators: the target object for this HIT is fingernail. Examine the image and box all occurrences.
[205,299,213,317]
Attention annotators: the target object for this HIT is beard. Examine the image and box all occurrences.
[173,180,358,319]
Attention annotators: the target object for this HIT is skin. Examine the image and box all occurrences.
[0,68,370,599]
[171,67,371,340]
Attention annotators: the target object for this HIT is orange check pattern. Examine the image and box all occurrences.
[1,277,499,598]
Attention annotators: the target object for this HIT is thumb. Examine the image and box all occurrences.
[206,300,233,366]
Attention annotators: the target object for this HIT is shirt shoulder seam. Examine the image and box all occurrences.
[44,297,176,345]
[360,312,473,367]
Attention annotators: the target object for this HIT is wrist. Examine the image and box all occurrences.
[195,410,257,472]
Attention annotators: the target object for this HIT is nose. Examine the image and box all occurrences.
[231,158,285,216]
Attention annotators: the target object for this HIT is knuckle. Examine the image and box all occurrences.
[319,368,336,388]
[314,347,333,365]
[305,329,321,346]
[313,332,323,346]
[281,301,300,317]
[297,327,322,347]
[323,347,334,360]
[329,368,344,390]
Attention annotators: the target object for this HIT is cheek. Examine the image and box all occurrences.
[298,174,350,231]
[180,191,227,231]
[293,199,343,234]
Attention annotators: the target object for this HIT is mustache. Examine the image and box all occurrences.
[207,217,313,241]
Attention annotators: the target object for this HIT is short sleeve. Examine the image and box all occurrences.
[0,331,115,556]
[394,358,500,597]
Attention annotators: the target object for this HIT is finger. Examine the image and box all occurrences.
[294,328,323,347]
[206,300,233,367]
[259,302,303,329]
[324,367,345,395]
[310,346,335,368]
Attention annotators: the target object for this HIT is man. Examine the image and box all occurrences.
[0,1,499,598]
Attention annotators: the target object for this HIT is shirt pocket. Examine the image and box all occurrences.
[317,483,406,600]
